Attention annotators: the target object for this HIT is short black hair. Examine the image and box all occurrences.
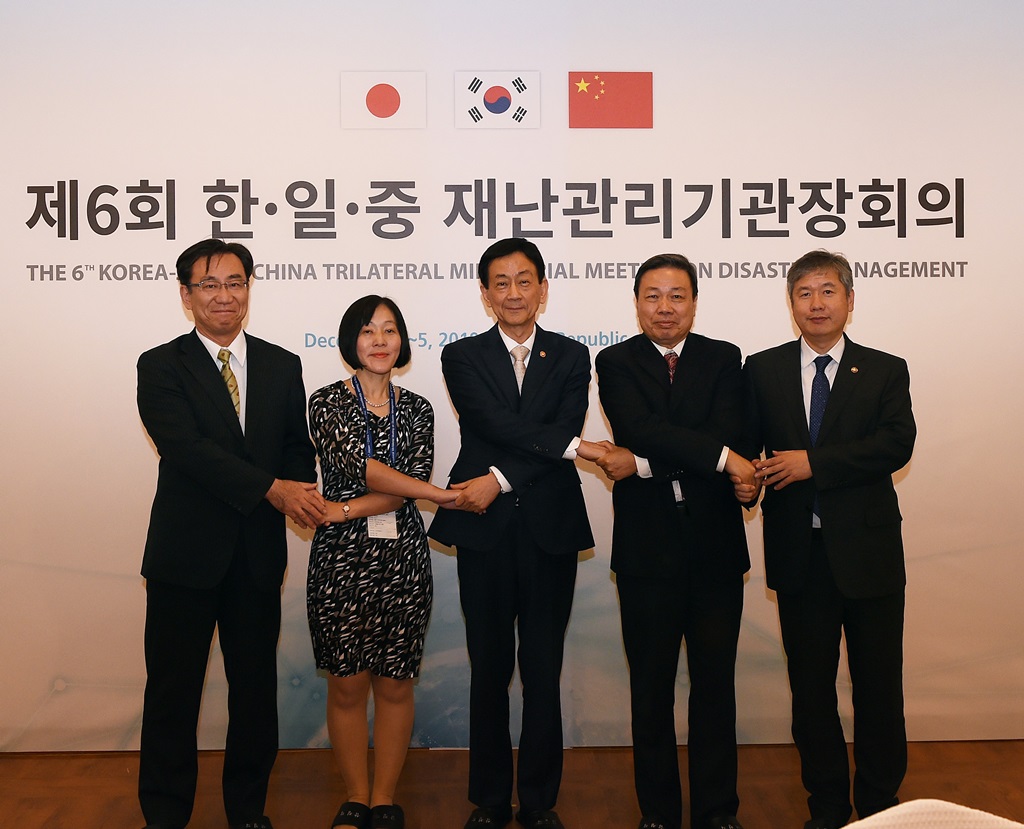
[633,253,698,299]
[477,237,546,288]
[176,238,254,286]
[338,295,412,370]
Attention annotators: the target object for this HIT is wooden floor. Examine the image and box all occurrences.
[2,742,1022,829]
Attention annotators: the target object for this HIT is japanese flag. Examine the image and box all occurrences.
[340,72,427,129]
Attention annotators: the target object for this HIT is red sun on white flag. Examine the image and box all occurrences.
[340,72,426,129]
[365,83,401,119]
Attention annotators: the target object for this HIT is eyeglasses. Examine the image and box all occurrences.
[187,278,250,294]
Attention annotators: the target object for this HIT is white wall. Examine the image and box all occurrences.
[1,0,1021,751]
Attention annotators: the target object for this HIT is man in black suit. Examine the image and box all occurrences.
[136,238,324,829]
[428,238,603,829]
[594,254,756,829]
[743,250,915,829]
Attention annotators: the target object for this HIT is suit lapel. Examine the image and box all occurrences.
[776,339,811,446]
[519,325,556,410]
[670,334,700,409]
[180,330,244,439]
[242,333,264,448]
[631,335,672,395]
[818,335,860,443]
[481,325,522,410]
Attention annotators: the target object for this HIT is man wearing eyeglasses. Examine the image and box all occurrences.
[136,238,325,829]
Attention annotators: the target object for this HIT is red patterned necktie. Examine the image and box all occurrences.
[665,350,678,383]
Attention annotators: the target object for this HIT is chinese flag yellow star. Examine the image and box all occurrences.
[567,71,653,129]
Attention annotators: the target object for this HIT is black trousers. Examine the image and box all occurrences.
[777,530,906,826]
[139,544,281,827]
[456,518,578,815]
[617,552,743,829]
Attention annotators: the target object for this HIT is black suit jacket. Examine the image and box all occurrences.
[595,333,751,577]
[744,335,915,598]
[428,324,594,555]
[137,330,317,590]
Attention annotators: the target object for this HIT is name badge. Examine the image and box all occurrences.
[367,511,399,540]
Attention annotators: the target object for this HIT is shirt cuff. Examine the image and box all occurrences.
[635,455,652,478]
[716,446,730,473]
[489,465,513,493]
[562,436,581,460]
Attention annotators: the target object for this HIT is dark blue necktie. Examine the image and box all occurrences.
[809,355,831,446]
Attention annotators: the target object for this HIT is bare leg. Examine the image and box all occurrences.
[369,675,415,807]
[327,672,372,807]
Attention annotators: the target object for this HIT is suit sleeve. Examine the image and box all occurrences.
[441,340,589,491]
[810,356,916,490]
[278,354,318,484]
[741,356,767,459]
[137,349,274,516]
[596,343,745,480]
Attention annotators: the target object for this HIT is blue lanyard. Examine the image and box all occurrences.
[351,376,397,465]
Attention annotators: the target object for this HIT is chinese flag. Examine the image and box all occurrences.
[568,72,653,129]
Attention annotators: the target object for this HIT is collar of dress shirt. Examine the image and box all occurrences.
[196,329,248,369]
[647,335,687,357]
[799,335,844,371]
[497,325,537,363]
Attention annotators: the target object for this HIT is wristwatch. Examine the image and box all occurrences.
[341,502,351,522]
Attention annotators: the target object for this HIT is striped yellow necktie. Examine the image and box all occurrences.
[217,348,240,416]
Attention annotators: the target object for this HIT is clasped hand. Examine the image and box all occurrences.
[448,473,501,514]
[266,479,327,529]
[754,450,812,491]
[580,439,638,482]
[725,450,760,504]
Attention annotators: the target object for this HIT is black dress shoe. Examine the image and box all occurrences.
[465,807,513,829]
[515,810,564,829]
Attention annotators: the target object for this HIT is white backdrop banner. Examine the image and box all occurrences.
[2,0,1022,751]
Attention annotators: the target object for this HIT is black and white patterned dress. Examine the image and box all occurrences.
[306,380,434,679]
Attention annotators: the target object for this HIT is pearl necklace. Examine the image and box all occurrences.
[351,374,391,407]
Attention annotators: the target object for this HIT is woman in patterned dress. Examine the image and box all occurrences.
[307,295,456,829]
